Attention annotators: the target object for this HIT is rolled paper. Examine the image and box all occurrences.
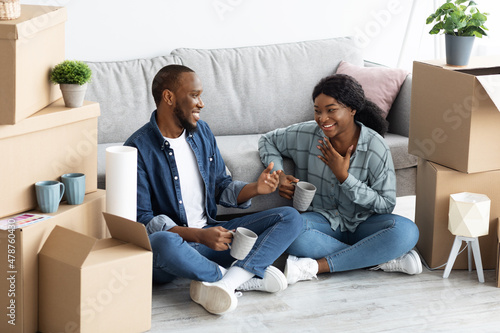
[105,146,137,221]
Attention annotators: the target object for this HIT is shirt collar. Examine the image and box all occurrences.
[150,110,196,150]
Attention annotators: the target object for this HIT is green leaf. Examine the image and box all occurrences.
[426,13,437,24]
[429,22,443,34]
[471,12,487,23]
[462,25,487,37]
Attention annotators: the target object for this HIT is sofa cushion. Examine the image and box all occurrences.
[384,133,418,169]
[172,38,364,137]
[336,60,409,118]
[85,55,182,144]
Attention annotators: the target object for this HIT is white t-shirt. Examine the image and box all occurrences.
[165,131,207,228]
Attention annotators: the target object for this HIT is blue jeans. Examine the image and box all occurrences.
[149,207,302,284]
[286,212,419,272]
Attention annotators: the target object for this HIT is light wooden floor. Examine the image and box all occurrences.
[149,197,500,332]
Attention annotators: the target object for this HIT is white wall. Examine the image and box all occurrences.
[20,0,500,71]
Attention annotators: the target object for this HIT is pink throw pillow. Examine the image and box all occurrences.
[335,61,409,118]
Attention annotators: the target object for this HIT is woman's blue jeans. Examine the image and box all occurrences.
[149,207,302,284]
[286,212,419,272]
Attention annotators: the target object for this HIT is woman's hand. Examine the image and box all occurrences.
[199,226,233,251]
[277,171,299,200]
[317,137,352,183]
[256,162,280,195]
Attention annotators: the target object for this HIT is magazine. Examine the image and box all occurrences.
[0,213,52,230]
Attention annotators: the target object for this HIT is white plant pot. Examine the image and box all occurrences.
[60,83,87,108]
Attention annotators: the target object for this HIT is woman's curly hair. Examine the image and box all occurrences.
[312,74,389,136]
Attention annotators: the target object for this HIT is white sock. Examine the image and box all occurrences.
[219,265,228,276]
[220,266,254,291]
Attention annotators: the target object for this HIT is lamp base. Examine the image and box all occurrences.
[443,235,484,283]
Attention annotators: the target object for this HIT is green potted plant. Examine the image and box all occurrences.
[426,0,488,66]
[50,60,92,108]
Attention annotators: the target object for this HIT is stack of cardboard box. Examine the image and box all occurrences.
[0,5,151,332]
[0,5,105,332]
[409,56,500,271]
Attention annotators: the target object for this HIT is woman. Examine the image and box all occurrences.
[258,74,421,284]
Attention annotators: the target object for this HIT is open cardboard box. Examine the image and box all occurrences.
[409,56,500,174]
[0,5,66,124]
[0,99,99,218]
[39,212,152,333]
[0,190,106,333]
[415,159,500,270]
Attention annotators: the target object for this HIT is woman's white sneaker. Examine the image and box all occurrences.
[284,255,319,285]
[373,250,423,275]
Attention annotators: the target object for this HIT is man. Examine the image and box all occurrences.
[124,64,302,315]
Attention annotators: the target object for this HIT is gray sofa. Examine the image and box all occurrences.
[85,37,417,217]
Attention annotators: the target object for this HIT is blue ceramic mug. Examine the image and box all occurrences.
[61,173,86,205]
[35,180,65,213]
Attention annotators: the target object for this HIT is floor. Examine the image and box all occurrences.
[149,196,500,332]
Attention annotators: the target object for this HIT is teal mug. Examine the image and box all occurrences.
[35,181,65,213]
[61,173,86,205]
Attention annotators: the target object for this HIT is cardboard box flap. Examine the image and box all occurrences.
[0,5,67,40]
[40,225,97,267]
[103,213,152,251]
[476,75,500,111]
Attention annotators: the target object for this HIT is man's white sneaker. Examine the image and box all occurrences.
[237,266,288,293]
[190,280,237,315]
[284,255,319,285]
[372,250,423,275]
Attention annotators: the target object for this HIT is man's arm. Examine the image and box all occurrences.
[236,162,279,203]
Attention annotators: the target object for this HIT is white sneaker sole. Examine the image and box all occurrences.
[190,281,237,315]
[263,266,288,292]
[407,250,423,275]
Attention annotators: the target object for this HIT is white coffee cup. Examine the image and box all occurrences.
[293,181,317,212]
[228,227,258,260]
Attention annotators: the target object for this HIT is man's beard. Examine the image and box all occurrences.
[174,106,198,133]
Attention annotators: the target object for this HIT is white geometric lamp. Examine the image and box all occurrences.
[448,192,490,237]
[444,192,491,283]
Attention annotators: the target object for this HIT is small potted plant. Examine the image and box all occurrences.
[50,60,92,108]
[426,0,488,66]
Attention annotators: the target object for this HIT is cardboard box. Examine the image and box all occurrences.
[39,212,152,333]
[409,57,500,174]
[415,159,500,270]
[0,190,106,333]
[0,99,99,218]
[497,219,500,288]
[0,5,66,124]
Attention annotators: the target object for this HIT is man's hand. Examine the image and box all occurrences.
[277,170,299,200]
[170,226,233,251]
[317,137,352,183]
[237,162,280,203]
[256,162,280,195]
[198,226,233,251]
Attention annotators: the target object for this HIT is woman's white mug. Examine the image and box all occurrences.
[293,181,317,212]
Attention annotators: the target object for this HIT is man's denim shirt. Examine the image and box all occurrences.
[124,111,250,235]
